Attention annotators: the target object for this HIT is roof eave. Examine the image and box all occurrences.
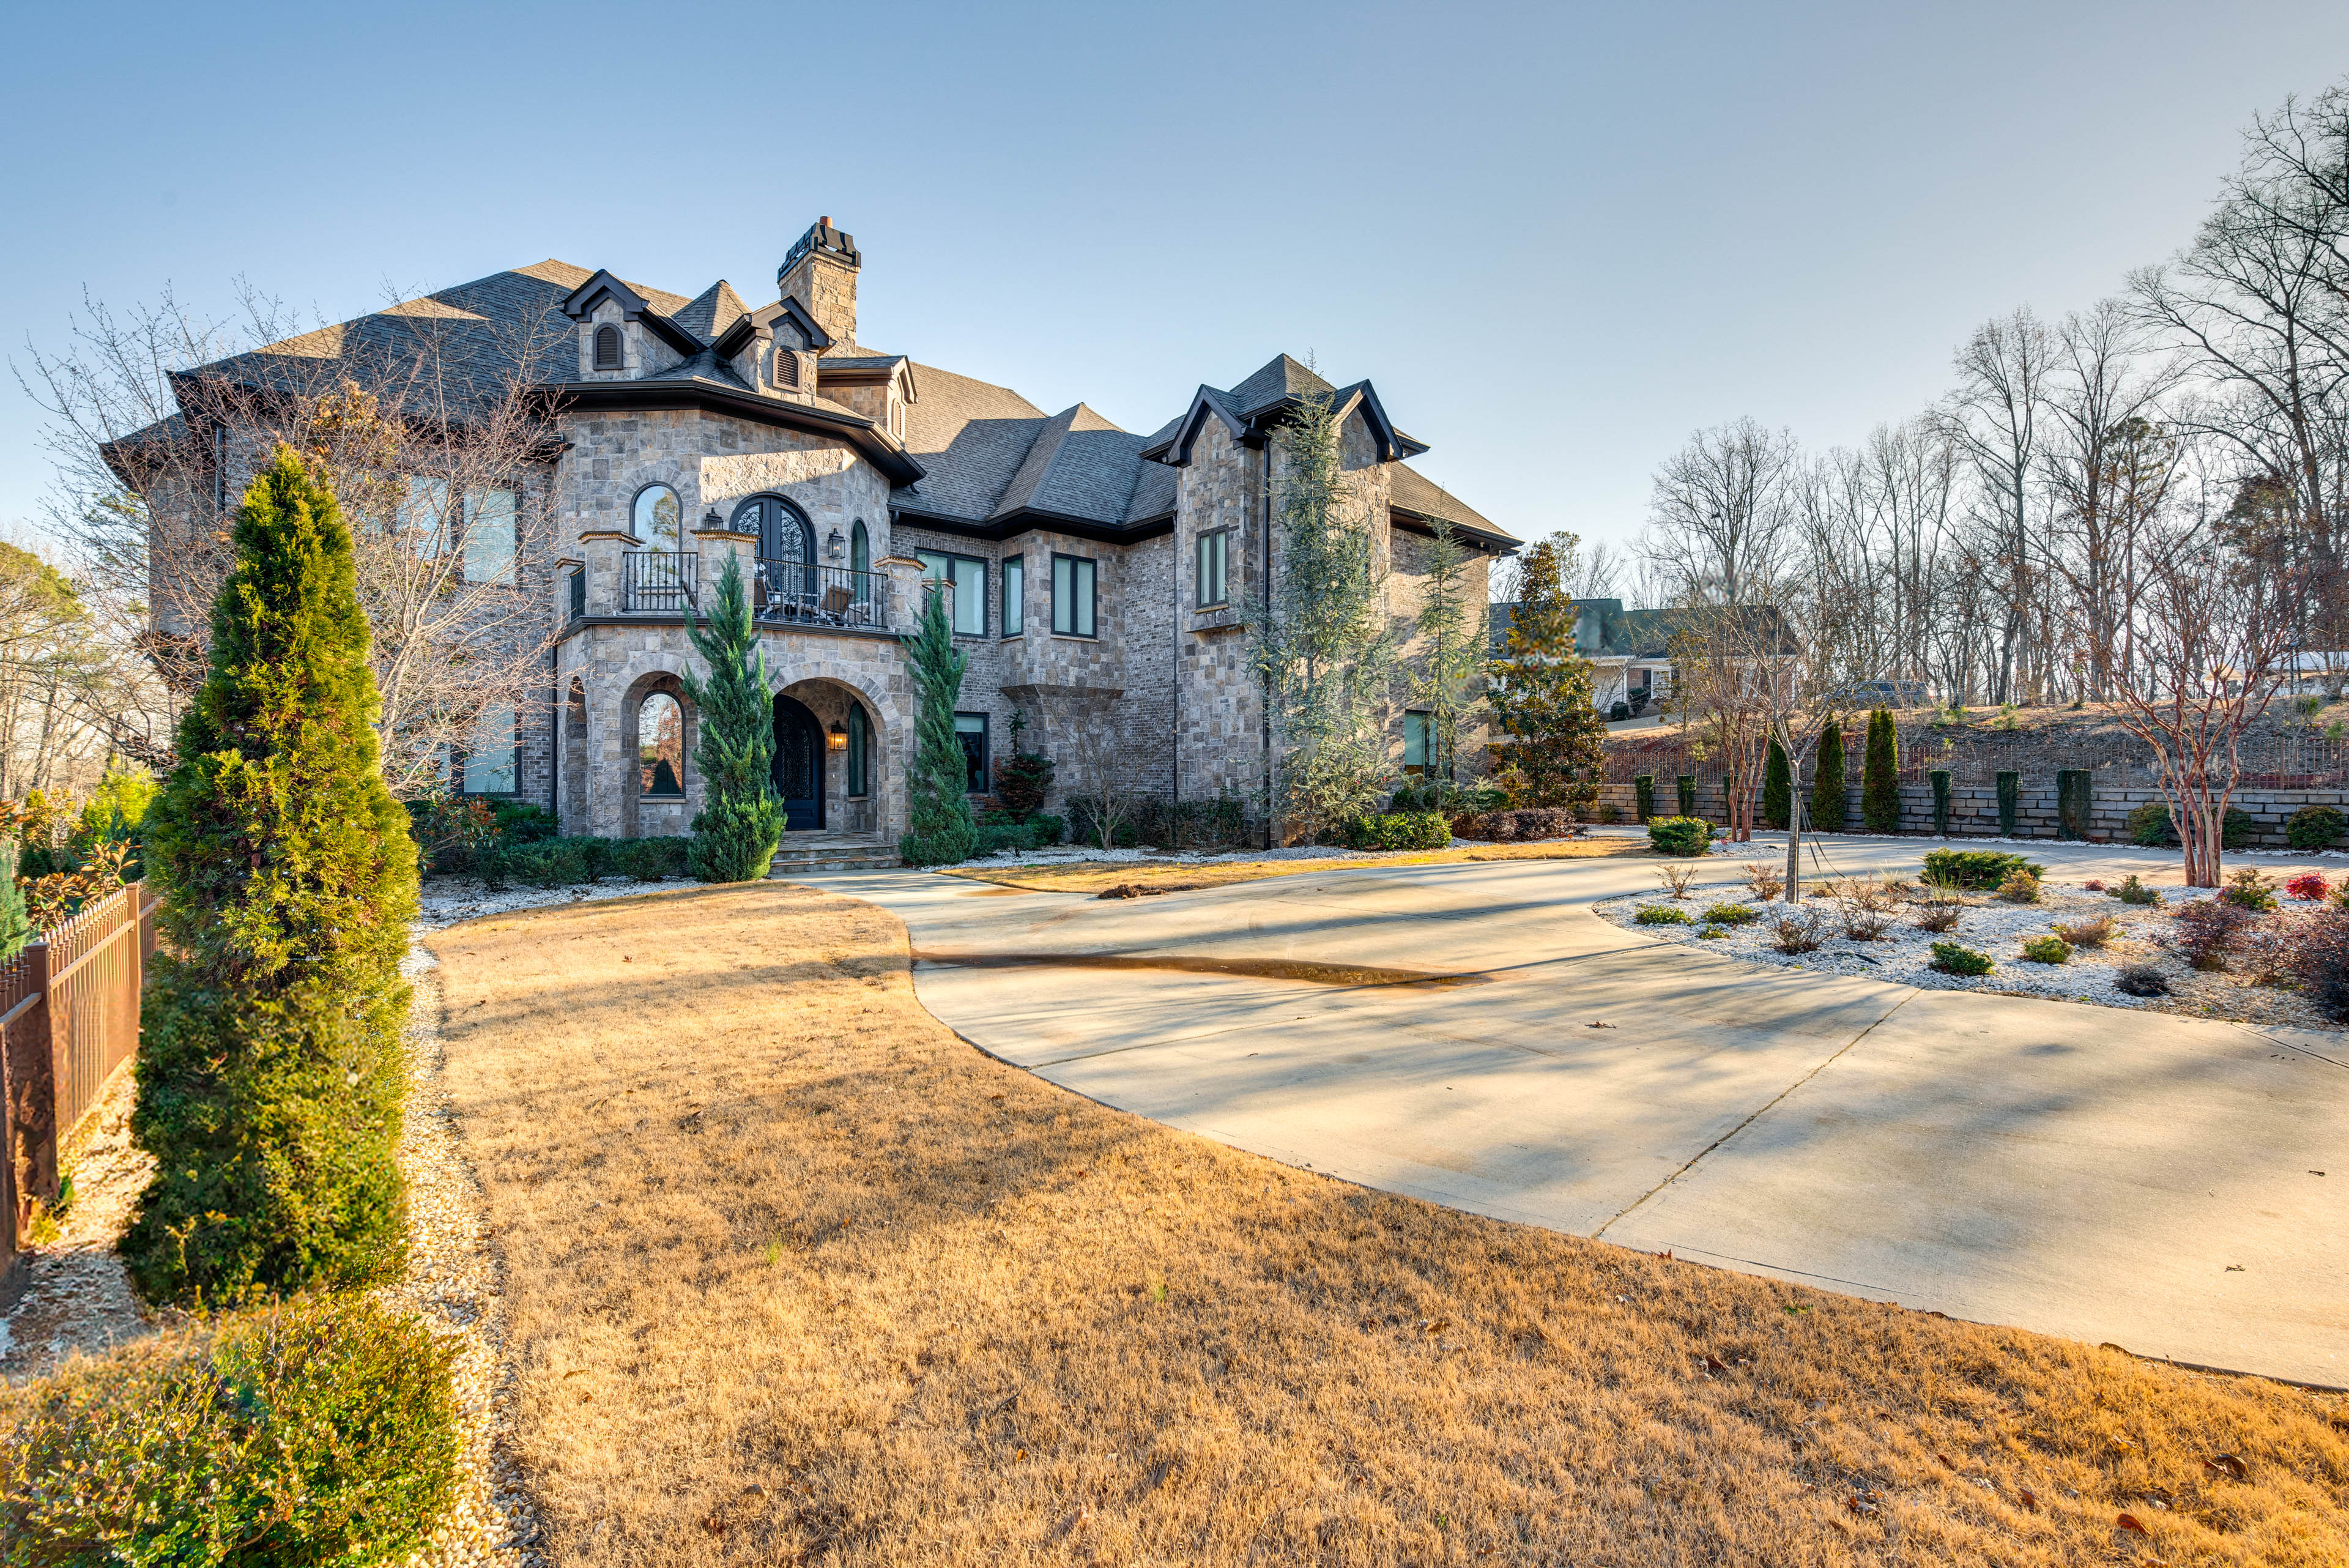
[552,380,924,484]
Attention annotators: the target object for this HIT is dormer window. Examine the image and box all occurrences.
[593,324,622,371]
[774,347,798,389]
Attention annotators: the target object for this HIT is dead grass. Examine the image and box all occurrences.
[434,883,2349,1567]
[942,838,1647,895]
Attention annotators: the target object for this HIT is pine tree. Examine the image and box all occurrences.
[124,447,418,1305]
[1810,718,1847,832]
[683,554,785,882]
[1488,537,1608,809]
[0,842,31,963]
[1761,736,1793,830]
[899,583,976,866]
[1861,707,1901,833]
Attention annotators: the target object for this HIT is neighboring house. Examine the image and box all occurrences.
[1488,598,1677,713]
[119,217,1518,842]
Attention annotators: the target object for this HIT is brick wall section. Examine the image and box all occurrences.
[1594,778,2349,847]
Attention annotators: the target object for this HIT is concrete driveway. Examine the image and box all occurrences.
[806,836,2349,1388]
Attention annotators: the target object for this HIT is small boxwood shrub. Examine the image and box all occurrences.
[1702,902,1759,925]
[1995,869,2041,904]
[1646,816,1715,857]
[2286,804,2345,850]
[0,1295,460,1564]
[2126,800,2255,850]
[971,816,1067,856]
[1346,811,1453,852]
[1921,849,2045,889]
[1698,926,1727,939]
[2019,934,2072,964]
[1930,942,1994,976]
[1634,904,1691,925]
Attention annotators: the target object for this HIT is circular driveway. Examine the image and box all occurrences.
[809,837,2349,1388]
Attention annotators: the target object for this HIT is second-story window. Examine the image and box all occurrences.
[1195,529,1230,609]
[633,485,681,549]
[464,488,516,584]
[1001,554,1023,636]
[917,550,985,635]
[593,324,623,370]
[1052,553,1096,637]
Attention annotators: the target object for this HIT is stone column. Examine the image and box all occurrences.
[578,530,632,616]
[552,554,582,625]
[692,519,759,608]
[875,554,926,637]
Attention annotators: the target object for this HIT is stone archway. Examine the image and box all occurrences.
[776,677,891,836]
[619,671,697,840]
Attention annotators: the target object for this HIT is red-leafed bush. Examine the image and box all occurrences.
[2287,872,2329,901]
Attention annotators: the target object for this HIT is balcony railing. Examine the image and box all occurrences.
[755,560,891,631]
[623,551,696,614]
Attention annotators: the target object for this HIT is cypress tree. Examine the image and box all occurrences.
[1810,718,1847,832]
[1761,737,1793,830]
[683,554,785,882]
[125,447,418,1305]
[899,584,977,866]
[1861,707,1901,833]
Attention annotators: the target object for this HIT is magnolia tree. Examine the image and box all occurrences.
[23,285,566,795]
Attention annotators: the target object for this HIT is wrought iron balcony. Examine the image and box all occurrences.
[622,551,696,614]
[755,560,892,631]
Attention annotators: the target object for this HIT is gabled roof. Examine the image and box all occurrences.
[670,280,749,343]
[1143,354,1423,467]
[1388,463,1515,549]
[890,364,1051,522]
[559,269,703,355]
[711,296,834,358]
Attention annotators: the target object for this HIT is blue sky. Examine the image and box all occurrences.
[5,1,2346,565]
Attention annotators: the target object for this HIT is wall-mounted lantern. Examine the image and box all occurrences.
[825,527,845,560]
[826,723,849,752]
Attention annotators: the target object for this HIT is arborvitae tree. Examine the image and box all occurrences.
[1861,707,1901,833]
[125,447,418,1305]
[899,584,976,866]
[1809,718,1847,832]
[1489,537,1609,809]
[683,554,785,882]
[0,842,30,962]
[1760,736,1793,830]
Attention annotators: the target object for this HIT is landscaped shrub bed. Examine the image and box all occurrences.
[1921,849,2046,889]
[0,1295,461,1565]
[1454,806,1581,842]
[1345,811,1453,852]
[1646,816,1715,856]
[477,834,691,888]
[2126,800,2256,850]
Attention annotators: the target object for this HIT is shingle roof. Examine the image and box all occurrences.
[1389,463,1513,542]
[892,364,1049,520]
[669,281,749,343]
[988,404,1156,524]
[1222,354,1334,415]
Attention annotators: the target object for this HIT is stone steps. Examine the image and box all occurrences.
[766,835,901,875]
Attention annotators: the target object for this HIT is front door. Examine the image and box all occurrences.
[772,694,824,830]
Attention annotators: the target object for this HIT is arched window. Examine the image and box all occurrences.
[593,324,622,371]
[730,494,812,564]
[846,702,870,797]
[633,484,681,549]
[773,346,798,388]
[638,693,685,798]
[850,519,870,575]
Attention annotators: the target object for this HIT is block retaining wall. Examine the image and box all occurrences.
[1595,779,2349,849]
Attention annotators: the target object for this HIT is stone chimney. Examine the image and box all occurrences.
[778,216,860,348]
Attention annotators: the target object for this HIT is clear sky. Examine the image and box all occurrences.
[5,1,2347,565]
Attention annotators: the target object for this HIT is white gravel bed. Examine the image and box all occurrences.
[396,880,649,1566]
[939,836,1499,871]
[1594,876,2191,1009]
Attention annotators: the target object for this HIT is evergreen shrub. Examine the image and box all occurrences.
[1702,902,1758,925]
[2019,934,2071,965]
[1921,849,2046,889]
[125,450,417,1306]
[1995,770,2020,835]
[2221,868,2278,911]
[1861,708,1901,833]
[1760,738,1792,830]
[2110,874,2163,905]
[1346,811,1452,851]
[683,555,785,883]
[2114,963,2170,997]
[0,1295,459,1564]
[899,587,977,867]
[1634,904,1690,925]
[2126,800,2254,850]
[2286,804,2345,850]
[1810,721,1847,831]
[1633,775,1655,822]
[1930,942,1994,976]
[1929,770,1952,836]
[1646,816,1715,857]
[1996,869,2041,904]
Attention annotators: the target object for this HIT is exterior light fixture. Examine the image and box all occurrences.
[825,527,845,560]
[826,723,849,751]
[703,508,724,529]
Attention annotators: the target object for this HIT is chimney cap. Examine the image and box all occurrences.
[780,216,860,279]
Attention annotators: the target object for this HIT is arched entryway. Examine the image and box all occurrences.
[772,691,823,830]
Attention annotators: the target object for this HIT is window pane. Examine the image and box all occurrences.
[406,476,450,556]
[1404,712,1431,768]
[633,485,680,548]
[464,488,517,584]
[1054,556,1096,636]
[1002,556,1023,636]
[464,705,518,793]
[847,704,869,796]
[1075,559,1095,636]
[1052,557,1071,633]
[954,561,984,635]
[1197,531,1228,607]
[954,713,987,794]
[639,693,685,797]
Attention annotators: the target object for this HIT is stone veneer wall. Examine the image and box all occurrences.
[1593,778,2349,848]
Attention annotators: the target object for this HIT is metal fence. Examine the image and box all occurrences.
[1,882,156,1274]
[755,560,891,630]
[1608,724,2349,791]
[622,550,697,614]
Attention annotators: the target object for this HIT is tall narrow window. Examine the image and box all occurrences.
[916,550,985,635]
[593,324,622,370]
[633,484,681,548]
[954,713,989,794]
[639,693,685,797]
[1404,711,1433,771]
[463,706,519,794]
[1052,554,1096,637]
[464,488,517,584]
[1195,529,1230,609]
[406,475,451,557]
[1001,555,1023,637]
[846,703,870,797]
[850,519,870,574]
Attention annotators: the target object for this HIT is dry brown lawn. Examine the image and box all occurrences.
[434,882,2349,1567]
[943,839,1647,896]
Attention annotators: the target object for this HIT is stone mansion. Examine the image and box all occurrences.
[131,218,1520,844]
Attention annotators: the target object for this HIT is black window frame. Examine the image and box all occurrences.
[1001,554,1024,637]
[1403,709,1434,773]
[846,702,871,797]
[953,712,990,795]
[1052,552,1097,638]
[1195,528,1230,609]
[917,549,987,636]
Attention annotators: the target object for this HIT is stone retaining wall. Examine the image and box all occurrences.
[1594,778,2349,848]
